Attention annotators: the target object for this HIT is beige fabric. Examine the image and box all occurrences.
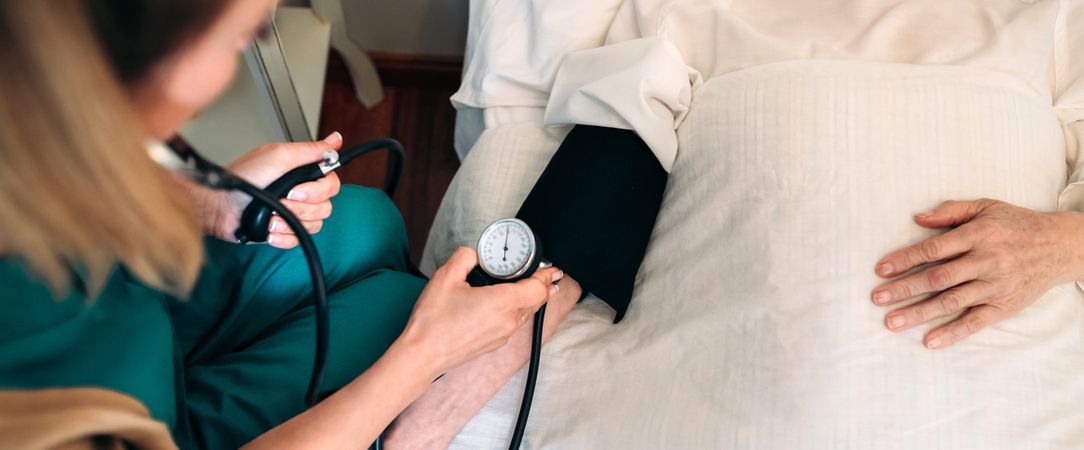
[603,0,1062,96]
[431,1,1084,448]
[453,1,1083,161]
[1056,1,1084,211]
[0,388,177,450]
[449,59,1084,450]
[546,0,1084,185]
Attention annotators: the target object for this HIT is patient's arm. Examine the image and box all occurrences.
[387,126,666,447]
[383,277,582,449]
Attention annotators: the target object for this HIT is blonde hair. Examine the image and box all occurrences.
[0,1,204,297]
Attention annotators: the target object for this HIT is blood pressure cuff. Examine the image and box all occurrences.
[515,125,667,322]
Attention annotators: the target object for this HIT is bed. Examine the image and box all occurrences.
[420,1,1084,448]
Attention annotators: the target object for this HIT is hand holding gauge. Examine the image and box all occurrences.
[471,217,554,449]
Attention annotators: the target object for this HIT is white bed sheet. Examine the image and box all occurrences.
[428,1,1084,448]
[431,61,1084,449]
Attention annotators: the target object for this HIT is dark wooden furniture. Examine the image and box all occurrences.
[318,51,463,264]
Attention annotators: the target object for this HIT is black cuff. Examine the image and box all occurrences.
[515,126,667,322]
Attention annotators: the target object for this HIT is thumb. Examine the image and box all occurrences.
[278,131,344,167]
[322,131,344,150]
[914,199,992,228]
[435,247,480,284]
[514,266,561,309]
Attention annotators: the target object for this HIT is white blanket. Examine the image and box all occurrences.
[429,61,1084,449]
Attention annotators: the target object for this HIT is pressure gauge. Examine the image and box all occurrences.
[477,218,548,281]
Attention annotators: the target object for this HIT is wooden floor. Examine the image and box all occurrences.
[317,51,463,264]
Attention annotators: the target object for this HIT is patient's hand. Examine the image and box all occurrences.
[382,275,583,449]
[870,199,1084,349]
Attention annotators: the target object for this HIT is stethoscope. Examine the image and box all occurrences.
[156,139,545,450]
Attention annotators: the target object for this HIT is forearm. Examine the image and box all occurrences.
[242,338,440,450]
[384,277,582,449]
[172,172,227,237]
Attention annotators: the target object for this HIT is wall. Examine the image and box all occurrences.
[180,8,331,163]
[345,0,468,56]
[180,0,468,162]
[285,0,469,56]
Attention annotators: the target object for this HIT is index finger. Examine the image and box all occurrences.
[876,227,975,278]
[287,172,341,203]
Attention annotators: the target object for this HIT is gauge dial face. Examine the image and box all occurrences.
[478,218,536,280]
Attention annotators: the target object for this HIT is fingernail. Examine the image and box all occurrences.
[552,270,564,283]
[549,284,560,297]
[887,315,906,330]
[926,337,943,349]
[268,220,279,232]
[876,262,894,277]
[267,235,278,245]
[872,290,891,305]
[287,189,307,201]
[915,212,931,220]
[324,131,342,144]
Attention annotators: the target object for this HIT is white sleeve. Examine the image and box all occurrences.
[451,0,626,111]
[1055,0,1084,211]
[543,37,701,172]
[449,0,625,157]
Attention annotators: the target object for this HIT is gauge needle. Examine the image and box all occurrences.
[503,224,509,262]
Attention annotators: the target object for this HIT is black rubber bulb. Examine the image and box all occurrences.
[235,162,327,244]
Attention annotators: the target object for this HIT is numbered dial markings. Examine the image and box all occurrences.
[478,219,535,279]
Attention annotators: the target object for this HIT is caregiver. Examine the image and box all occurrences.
[0,0,582,448]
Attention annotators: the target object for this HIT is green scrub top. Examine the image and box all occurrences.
[0,185,426,449]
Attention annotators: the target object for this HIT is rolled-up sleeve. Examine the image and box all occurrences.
[1060,116,1084,211]
[452,0,625,110]
[1052,1,1084,293]
[449,0,627,158]
[1055,1,1084,211]
[543,37,702,172]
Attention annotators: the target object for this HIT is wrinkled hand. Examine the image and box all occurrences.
[872,199,1084,349]
[204,132,343,248]
[398,247,563,375]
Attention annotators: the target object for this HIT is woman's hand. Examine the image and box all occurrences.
[397,247,563,377]
[871,199,1084,349]
[243,248,561,450]
[201,132,344,248]
[383,275,582,450]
